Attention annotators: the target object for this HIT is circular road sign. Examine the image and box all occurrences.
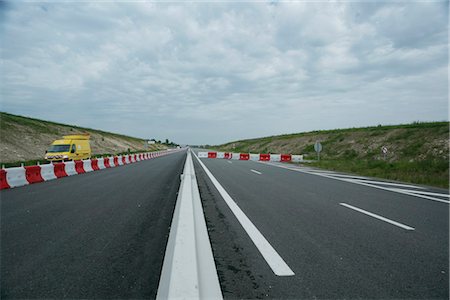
[314,141,323,153]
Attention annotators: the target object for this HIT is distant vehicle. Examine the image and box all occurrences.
[45,134,91,161]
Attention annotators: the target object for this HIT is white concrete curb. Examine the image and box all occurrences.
[157,150,223,300]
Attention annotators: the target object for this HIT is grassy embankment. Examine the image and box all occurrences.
[0,112,168,167]
[213,122,449,188]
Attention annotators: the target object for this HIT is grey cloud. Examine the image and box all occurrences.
[0,1,447,145]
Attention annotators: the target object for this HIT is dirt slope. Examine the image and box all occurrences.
[215,122,449,163]
[212,122,449,189]
[214,122,449,188]
[0,112,167,163]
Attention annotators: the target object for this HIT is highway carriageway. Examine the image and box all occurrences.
[1,148,448,299]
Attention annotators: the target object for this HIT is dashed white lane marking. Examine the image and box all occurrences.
[263,162,449,204]
[340,203,415,231]
[227,161,232,164]
[193,153,295,277]
[251,169,262,175]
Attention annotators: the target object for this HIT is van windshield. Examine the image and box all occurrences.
[48,144,71,153]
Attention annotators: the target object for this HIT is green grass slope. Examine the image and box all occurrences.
[214,122,449,188]
[0,112,168,166]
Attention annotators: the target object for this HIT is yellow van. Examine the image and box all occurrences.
[45,134,91,161]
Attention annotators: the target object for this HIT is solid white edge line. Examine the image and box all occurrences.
[251,169,262,175]
[389,189,450,203]
[193,152,295,277]
[342,180,450,204]
[395,189,450,198]
[340,203,415,231]
[351,179,428,189]
[261,162,450,204]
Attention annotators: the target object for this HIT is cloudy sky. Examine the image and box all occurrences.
[1,1,448,145]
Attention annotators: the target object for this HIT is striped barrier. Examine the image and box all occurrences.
[198,151,304,163]
[0,149,185,190]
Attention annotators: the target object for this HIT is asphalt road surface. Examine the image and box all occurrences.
[1,148,448,299]
[192,150,449,299]
[1,151,186,299]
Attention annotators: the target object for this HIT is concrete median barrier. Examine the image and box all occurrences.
[157,150,222,300]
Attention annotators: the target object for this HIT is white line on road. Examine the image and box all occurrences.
[339,203,415,231]
[396,189,450,198]
[306,172,369,179]
[389,189,450,203]
[263,162,449,204]
[227,161,232,164]
[251,169,262,175]
[352,179,427,189]
[193,152,294,276]
[342,179,450,204]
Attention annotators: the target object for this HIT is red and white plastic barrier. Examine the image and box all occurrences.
[198,151,303,163]
[0,148,185,190]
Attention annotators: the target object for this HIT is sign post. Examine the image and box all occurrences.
[314,141,323,161]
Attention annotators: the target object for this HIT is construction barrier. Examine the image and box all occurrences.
[103,157,111,168]
[198,152,208,158]
[97,158,105,170]
[54,162,68,178]
[281,154,292,162]
[240,153,250,160]
[198,151,303,164]
[260,154,270,161]
[91,159,100,171]
[250,154,259,161]
[0,169,10,189]
[5,167,27,188]
[64,161,77,176]
[25,166,44,184]
[270,154,281,162]
[83,160,94,172]
[75,160,85,174]
[0,149,185,190]
[40,164,57,181]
